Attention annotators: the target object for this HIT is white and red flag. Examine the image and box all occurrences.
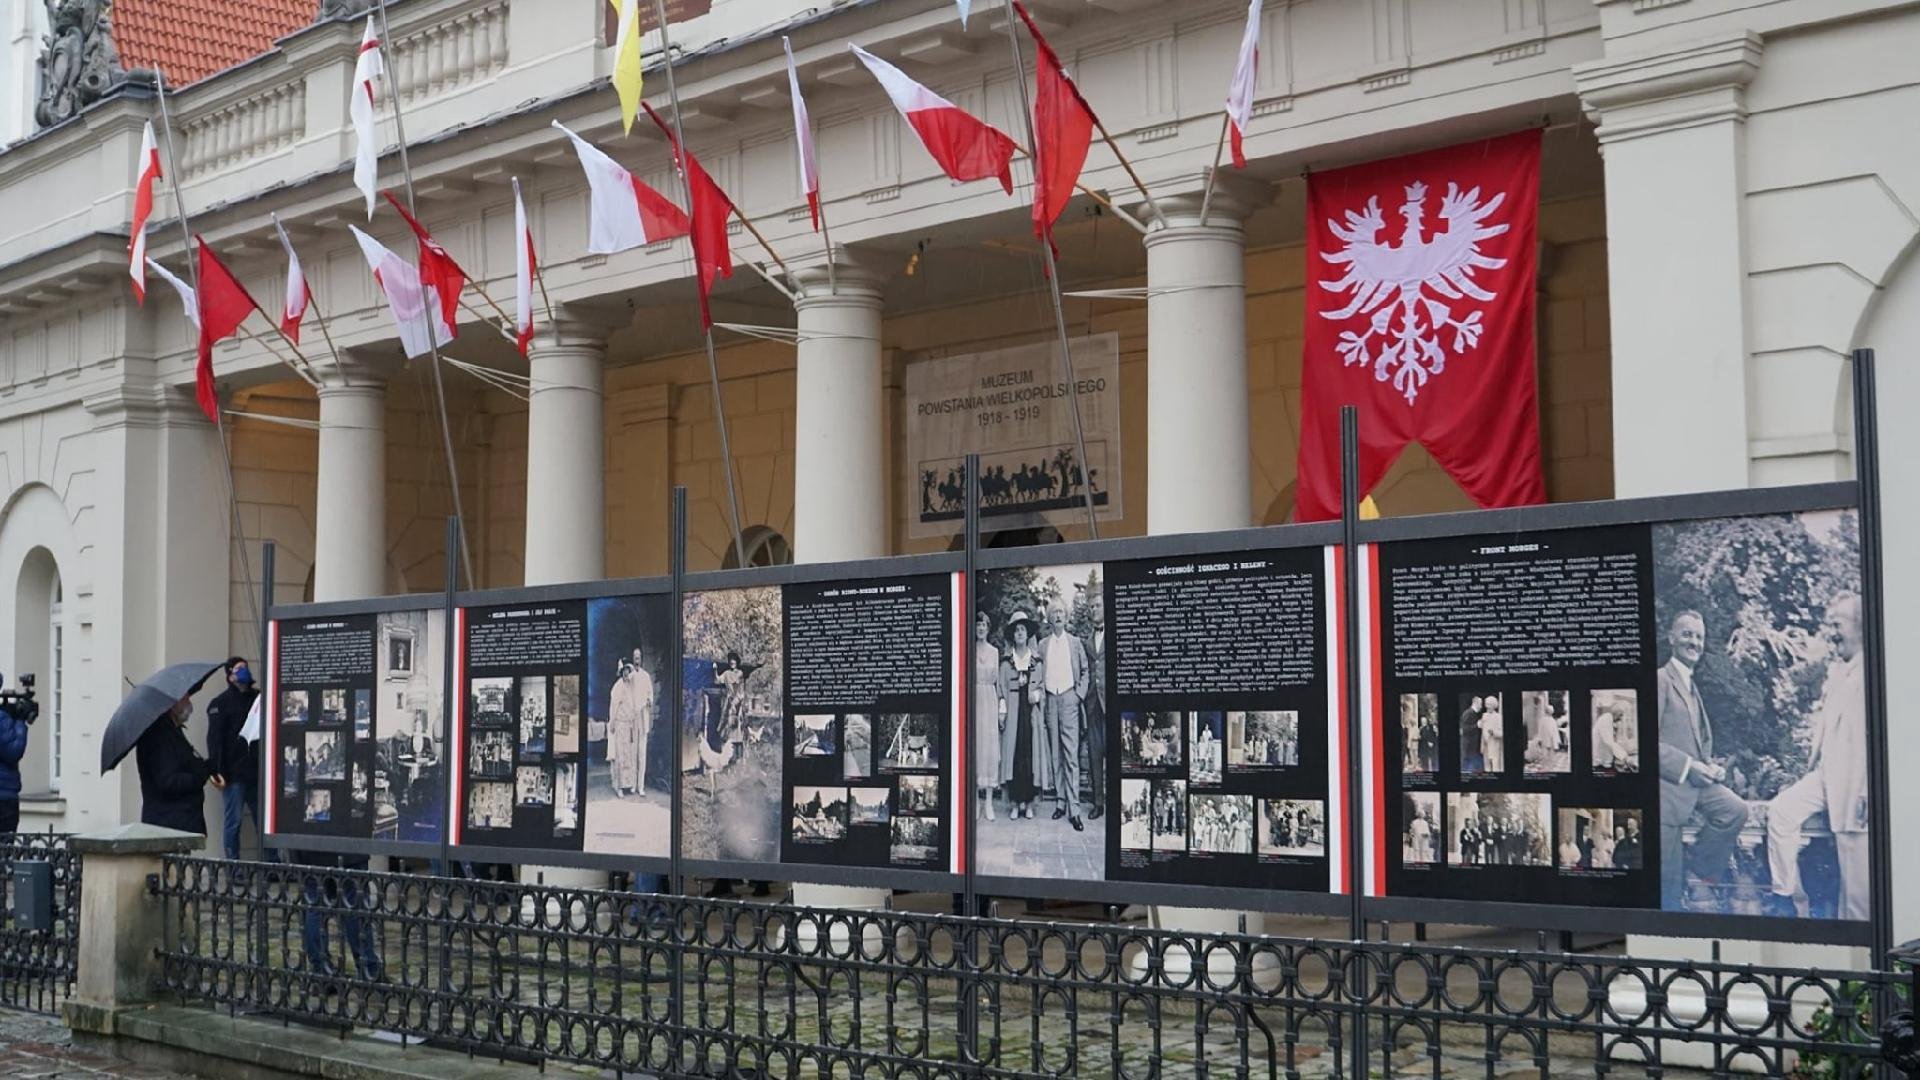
[551,121,690,254]
[783,37,821,230]
[849,44,1014,194]
[512,177,537,356]
[271,214,309,344]
[351,16,385,218]
[1295,130,1545,522]
[1226,0,1262,169]
[643,102,735,330]
[348,224,455,359]
[130,120,162,303]
[195,239,266,424]
[1011,1,1095,249]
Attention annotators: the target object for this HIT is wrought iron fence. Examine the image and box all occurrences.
[153,856,1914,1078]
[0,831,79,1014]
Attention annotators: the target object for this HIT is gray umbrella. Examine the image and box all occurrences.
[100,661,227,774]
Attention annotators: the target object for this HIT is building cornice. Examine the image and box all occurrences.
[1573,31,1762,145]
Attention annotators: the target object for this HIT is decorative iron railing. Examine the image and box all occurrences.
[152,856,1915,1078]
[0,831,79,1014]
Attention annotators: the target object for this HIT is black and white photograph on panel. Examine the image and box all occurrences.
[281,747,300,796]
[516,765,554,807]
[1521,691,1572,776]
[1258,799,1325,860]
[1149,779,1187,852]
[468,782,513,831]
[1119,779,1151,852]
[351,771,370,813]
[848,786,890,826]
[304,788,332,824]
[1399,693,1439,779]
[1189,711,1225,785]
[321,689,347,726]
[877,713,939,773]
[781,575,953,873]
[460,602,588,850]
[1103,549,1333,892]
[682,586,783,865]
[1446,792,1551,868]
[1402,792,1442,866]
[1558,807,1645,874]
[470,678,513,728]
[1121,711,1183,771]
[1458,693,1506,777]
[842,714,872,779]
[585,594,672,859]
[793,714,837,758]
[282,690,310,725]
[1652,508,1867,921]
[552,675,581,756]
[891,816,939,864]
[353,690,372,741]
[517,676,549,760]
[470,730,513,779]
[974,563,1105,883]
[1229,711,1300,770]
[790,786,848,844]
[553,763,581,837]
[1590,689,1640,776]
[376,608,446,844]
[305,730,346,782]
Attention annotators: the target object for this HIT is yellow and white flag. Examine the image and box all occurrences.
[611,0,643,134]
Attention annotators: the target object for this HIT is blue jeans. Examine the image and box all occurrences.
[221,778,259,861]
[300,871,384,980]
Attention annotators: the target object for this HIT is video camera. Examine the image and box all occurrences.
[0,673,38,725]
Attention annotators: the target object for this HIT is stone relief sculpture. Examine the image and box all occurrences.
[34,0,125,129]
[318,0,376,19]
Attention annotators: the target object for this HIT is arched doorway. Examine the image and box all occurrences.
[13,547,61,794]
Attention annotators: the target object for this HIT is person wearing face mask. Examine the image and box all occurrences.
[137,693,218,835]
[206,657,262,859]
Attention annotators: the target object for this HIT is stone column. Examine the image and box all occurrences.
[313,367,388,602]
[1574,33,1762,497]
[1144,183,1264,533]
[1138,179,1269,979]
[524,320,608,585]
[792,250,887,564]
[64,824,204,1037]
[523,320,609,892]
[788,247,890,924]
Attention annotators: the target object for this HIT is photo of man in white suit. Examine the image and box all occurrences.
[1763,594,1869,919]
[1657,609,1750,910]
[1041,603,1090,832]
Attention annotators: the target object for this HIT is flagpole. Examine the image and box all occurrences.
[996,0,1100,540]
[651,0,749,568]
[374,0,476,589]
[1090,113,1166,229]
[1197,114,1230,227]
[150,70,263,647]
[512,176,562,343]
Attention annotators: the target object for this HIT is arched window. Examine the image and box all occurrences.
[722,526,793,570]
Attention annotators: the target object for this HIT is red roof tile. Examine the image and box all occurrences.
[115,0,315,87]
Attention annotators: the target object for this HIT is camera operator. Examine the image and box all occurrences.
[0,672,36,835]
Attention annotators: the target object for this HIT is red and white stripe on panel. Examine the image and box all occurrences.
[264,621,280,836]
[1323,545,1347,896]
[450,607,468,846]
[950,571,967,875]
[1358,544,1386,898]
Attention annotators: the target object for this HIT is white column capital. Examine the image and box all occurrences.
[1574,32,1762,146]
[315,361,389,396]
[1133,174,1272,233]
[790,246,887,310]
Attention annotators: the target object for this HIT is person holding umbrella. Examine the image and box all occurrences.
[137,694,219,834]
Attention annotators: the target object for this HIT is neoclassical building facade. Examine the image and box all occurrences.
[0,0,1913,949]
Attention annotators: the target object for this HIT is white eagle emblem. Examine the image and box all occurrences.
[1319,180,1511,404]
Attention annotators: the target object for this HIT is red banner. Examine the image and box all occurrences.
[1295,130,1546,522]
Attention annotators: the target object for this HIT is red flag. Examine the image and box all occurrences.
[849,45,1015,194]
[382,191,468,339]
[1295,131,1545,522]
[643,102,734,329]
[195,238,264,423]
[1012,1,1096,249]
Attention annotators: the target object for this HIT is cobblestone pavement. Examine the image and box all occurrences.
[0,1009,190,1079]
[973,801,1104,879]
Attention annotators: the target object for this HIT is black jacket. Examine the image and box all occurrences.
[137,719,210,835]
[205,684,259,786]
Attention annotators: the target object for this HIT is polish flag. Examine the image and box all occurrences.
[271,215,309,344]
[130,121,162,304]
[783,37,821,231]
[512,177,537,356]
[382,191,468,339]
[348,225,455,359]
[196,239,266,424]
[1226,0,1263,169]
[351,16,385,219]
[551,121,690,254]
[849,44,1014,194]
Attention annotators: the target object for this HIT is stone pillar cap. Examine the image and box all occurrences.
[71,823,205,855]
